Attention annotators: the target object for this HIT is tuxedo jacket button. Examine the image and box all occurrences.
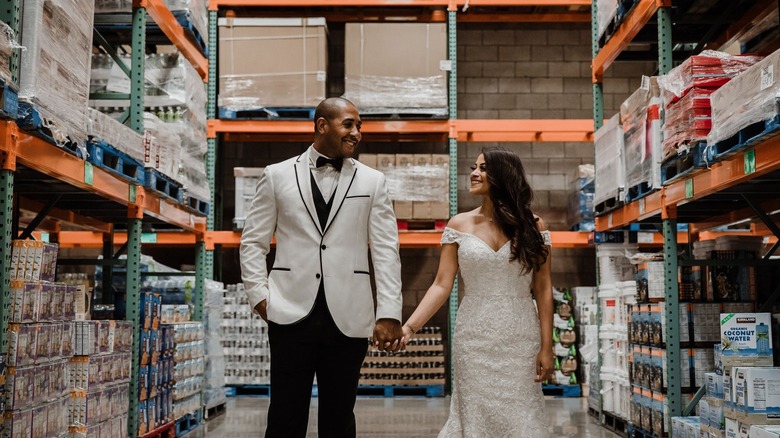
[321,244,327,250]
[316,273,321,279]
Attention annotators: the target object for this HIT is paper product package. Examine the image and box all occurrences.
[19,0,95,153]
[734,367,780,420]
[721,313,774,367]
[752,425,780,438]
[219,17,327,110]
[344,22,447,115]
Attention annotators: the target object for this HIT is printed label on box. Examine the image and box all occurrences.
[721,313,773,357]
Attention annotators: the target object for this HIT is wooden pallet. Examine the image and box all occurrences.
[145,168,184,204]
[17,102,85,158]
[204,401,227,421]
[219,106,316,120]
[0,78,18,120]
[356,383,445,397]
[174,410,202,437]
[140,421,175,438]
[705,111,780,163]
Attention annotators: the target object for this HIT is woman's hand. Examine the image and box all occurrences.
[534,348,554,383]
[400,324,415,350]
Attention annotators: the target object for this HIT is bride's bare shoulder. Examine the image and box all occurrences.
[447,209,479,232]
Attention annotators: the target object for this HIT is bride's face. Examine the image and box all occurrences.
[469,154,490,195]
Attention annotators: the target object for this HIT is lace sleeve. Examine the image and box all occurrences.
[441,227,460,245]
[540,230,552,246]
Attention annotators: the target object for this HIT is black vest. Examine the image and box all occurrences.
[310,172,335,231]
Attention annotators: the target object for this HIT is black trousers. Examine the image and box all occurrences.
[265,283,368,438]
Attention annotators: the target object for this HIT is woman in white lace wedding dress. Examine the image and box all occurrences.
[401,147,554,437]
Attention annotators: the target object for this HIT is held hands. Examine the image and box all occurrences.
[373,318,404,353]
[535,347,554,383]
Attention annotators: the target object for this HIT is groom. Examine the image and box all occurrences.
[240,97,404,437]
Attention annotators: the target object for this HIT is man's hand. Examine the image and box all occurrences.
[535,348,554,383]
[254,300,268,322]
[373,318,403,353]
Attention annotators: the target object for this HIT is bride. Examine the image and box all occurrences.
[401,147,554,437]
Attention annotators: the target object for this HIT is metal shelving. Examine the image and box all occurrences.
[1,1,211,436]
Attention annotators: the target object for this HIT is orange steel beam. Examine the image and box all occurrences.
[664,135,780,208]
[694,197,780,232]
[455,119,594,142]
[595,190,663,231]
[458,13,591,22]
[0,122,205,232]
[55,230,595,248]
[208,119,450,138]
[592,0,671,82]
[139,0,208,81]
[212,0,589,6]
[222,132,450,143]
[18,198,112,233]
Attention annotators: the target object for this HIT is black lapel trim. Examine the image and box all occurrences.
[322,166,358,236]
[294,156,323,236]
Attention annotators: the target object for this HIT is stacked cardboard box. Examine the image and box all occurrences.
[360,153,450,220]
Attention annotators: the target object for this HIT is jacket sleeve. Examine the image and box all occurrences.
[368,173,403,323]
[239,167,277,314]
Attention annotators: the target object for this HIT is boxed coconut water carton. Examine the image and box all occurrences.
[721,313,774,368]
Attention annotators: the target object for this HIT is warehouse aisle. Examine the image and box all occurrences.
[194,397,621,437]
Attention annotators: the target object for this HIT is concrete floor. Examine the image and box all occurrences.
[192,397,622,437]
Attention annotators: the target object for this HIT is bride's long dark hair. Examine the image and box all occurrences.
[483,147,549,274]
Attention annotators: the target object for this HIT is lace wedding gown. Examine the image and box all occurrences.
[439,227,551,438]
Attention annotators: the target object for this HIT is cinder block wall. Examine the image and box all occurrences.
[214,22,656,327]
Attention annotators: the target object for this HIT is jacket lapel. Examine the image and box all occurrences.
[294,153,323,235]
[323,158,357,235]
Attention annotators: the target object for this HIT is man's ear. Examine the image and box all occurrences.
[316,117,328,134]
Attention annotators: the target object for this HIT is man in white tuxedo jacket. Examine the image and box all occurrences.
[240,98,403,437]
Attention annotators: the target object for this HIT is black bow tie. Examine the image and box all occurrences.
[316,156,344,171]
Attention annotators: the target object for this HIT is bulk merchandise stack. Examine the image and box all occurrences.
[546,288,581,396]
[595,242,637,423]
[202,281,227,416]
[136,292,172,436]
[657,51,761,184]
[18,0,94,158]
[0,20,16,85]
[232,168,264,231]
[573,286,598,401]
[221,284,270,388]
[360,154,450,222]
[94,0,208,49]
[343,23,447,118]
[568,164,595,232]
[593,113,625,215]
[360,326,445,396]
[620,76,662,204]
[167,321,205,434]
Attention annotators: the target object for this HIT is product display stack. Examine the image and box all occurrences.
[596,243,637,421]
[0,21,16,84]
[18,0,95,158]
[5,241,74,438]
[657,50,762,164]
[232,167,264,231]
[360,326,445,394]
[361,153,450,221]
[546,288,580,395]
[568,164,595,232]
[222,284,270,386]
[137,292,173,436]
[202,281,227,415]
[593,113,625,215]
[620,76,662,203]
[573,286,598,400]
[70,320,134,437]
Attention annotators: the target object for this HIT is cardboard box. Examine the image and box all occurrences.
[735,367,780,417]
[218,18,327,109]
[394,201,413,220]
[721,313,774,365]
[359,153,377,169]
[751,425,780,438]
[344,23,447,112]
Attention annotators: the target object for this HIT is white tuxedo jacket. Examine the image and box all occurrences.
[239,149,403,338]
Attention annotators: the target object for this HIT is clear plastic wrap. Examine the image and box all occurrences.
[87,108,145,163]
[657,50,762,104]
[384,162,449,202]
[568,164,595,231]
[620,77,662,194]
[19,0,95,151]
[94,0,208,51]
[597,0,619,42]
[707,48,780,147]
[662,87,715,159]
[218,17,327,110]
[0,21,19,83]
[594,113,625,205]
[204,280,225,402]
[344,23,447,113]
[143,112,183,178]
[222,284,270,385]
[234,167,265,229]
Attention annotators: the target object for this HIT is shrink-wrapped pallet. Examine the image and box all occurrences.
[344,23,447,115]
[596,0,619,43]
[620,77,662,201]
[708,48,780,147]
[19,0,95,153]
[594,113,625,210]
[87,108,145,164]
